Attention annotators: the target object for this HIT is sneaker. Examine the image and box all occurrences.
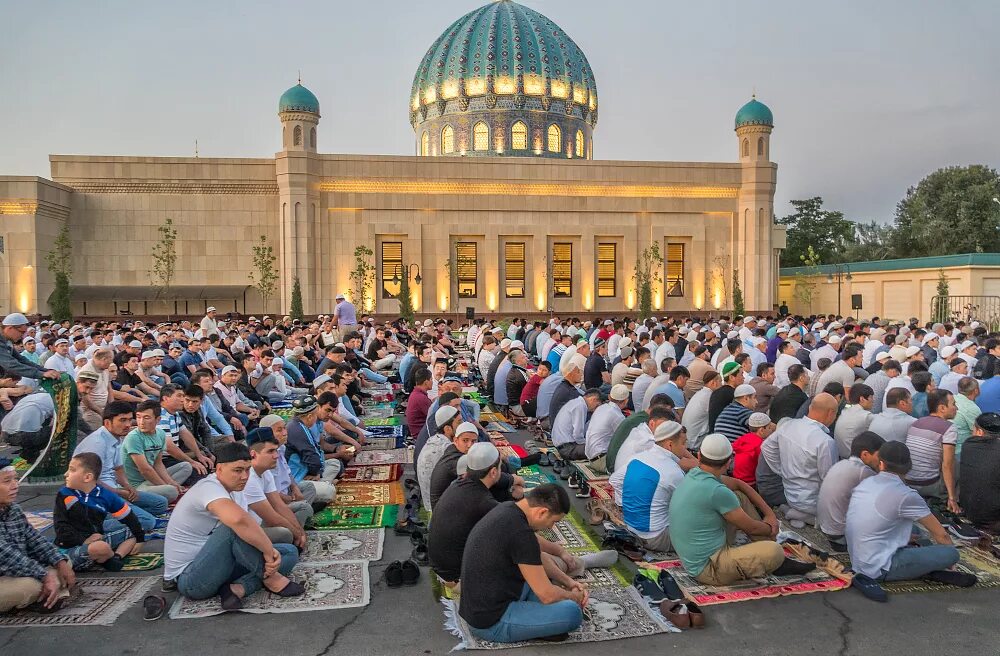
[161,578,178,593]
[922,570,977,588]
[568,472,580,489]
[851,573,888,602]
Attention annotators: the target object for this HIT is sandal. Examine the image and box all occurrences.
[143,594,166,621]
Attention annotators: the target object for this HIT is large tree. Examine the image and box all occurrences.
[777,197,856,266]
[892,165,1000,257]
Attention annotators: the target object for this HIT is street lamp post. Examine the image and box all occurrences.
[390,263,422,288]
[825,264,852,317]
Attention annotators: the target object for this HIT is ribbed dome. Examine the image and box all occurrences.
[279,84,320,115]
[411,0,598,121]
[735,97,773,129]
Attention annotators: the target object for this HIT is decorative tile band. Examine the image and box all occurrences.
[60,182,279,195]
[319,180,739,199]
[0,200,39,215]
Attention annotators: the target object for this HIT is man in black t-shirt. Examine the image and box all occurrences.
[959,412,1000,529]
[428,424,522,509]
[583,339,610,390]
[458,484,586,643]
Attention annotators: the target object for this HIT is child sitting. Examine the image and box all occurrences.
[53,452,146,571]
[732,413,777,486]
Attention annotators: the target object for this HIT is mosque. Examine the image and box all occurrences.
[0,0,783,318]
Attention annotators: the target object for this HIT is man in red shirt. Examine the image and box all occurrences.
[519,361,551,418]
[732,412,776,486]
[406,367,434,439]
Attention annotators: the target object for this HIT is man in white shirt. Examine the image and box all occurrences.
[200,307,220,338]
[834,383,875,459]
[631,359,658,414]
[682,371,721,450]
[44,338,76,378]
[869,388,917,443]
[810,334,841,372]
[164,443,304,609]
[584,385,629,472]
[551,389,602,461]
[772,393,839,528]
[774,340,800,388]
[816,431,884,551]
[244,432,307,547]
[818,344,861,394]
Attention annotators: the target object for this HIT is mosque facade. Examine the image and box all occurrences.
[0,0,784,318]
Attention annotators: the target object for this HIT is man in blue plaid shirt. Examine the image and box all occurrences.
[0,458,76,613]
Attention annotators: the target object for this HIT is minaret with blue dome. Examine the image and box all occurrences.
[734,94,777,310]
[279,80,320,153]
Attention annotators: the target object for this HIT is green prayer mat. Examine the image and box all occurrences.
[363,417,402,427]
[121,552,165,571]
[516,465,556,489]
[308,504,399,530]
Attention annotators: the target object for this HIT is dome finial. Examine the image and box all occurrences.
[298,69,301,85]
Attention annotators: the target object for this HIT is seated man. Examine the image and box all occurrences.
[774,393,839,528]
[121,401,194,503]
[613,405,677,474]
[416,405,461,511]
[258,415,317,518]
[669,434,814,586]
[284,396,338,504]
[958,412,1000,530]
[550,388,603,462]
[609,418,695,552]
[583,384,629,474]
[0,457,76,614]
[816,431,884,552]
[904,389,960,512]
[458,485,586,643]
[53,453,145,571]
[164,442,305,610]
[714,383,757,443]
[244,430,308,546]
[846,441,974,602]
[73,401,167,530]
[405,367,434,439]
[429,422,522,509]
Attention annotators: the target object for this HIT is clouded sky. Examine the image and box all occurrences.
[2,0,998,222]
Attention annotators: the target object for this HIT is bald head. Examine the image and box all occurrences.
[808,392,839,426]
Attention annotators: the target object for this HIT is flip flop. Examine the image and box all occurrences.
[143,595,166,621]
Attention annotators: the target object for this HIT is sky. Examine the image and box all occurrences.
[2,0,999,222]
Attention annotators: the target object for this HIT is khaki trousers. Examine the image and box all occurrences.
[695,492,785,586]
[0,569,69,613]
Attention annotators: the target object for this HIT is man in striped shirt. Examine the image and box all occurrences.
[904,389,960,513]
[714,384,757,443]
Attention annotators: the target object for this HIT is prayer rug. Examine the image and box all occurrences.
[331,481,406,507]
[641,548,850,606]
[367,425,407,438]
[121,552,164,571]
[463,392,487,406]
[0,575,156,628]
[363,417,402,427]
[361,436,401,451]
[539,511,601,554]
[574,460,610,482]
[25,510,54,532]
[146,527,167,540]
[309,504,399,530]
[484,421,515,433]
[341,463,403,483]
[304,529,384,562]
[480,412,506,422]
[169,561,370,619]
[516,465,556,489]
[442,582,677,649]
[351,447,413,465]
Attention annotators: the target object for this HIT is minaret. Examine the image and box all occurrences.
[276,80,321,314]
[734,95,776,312]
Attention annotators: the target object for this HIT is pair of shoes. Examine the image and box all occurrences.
[538,452,552,467]
[410,528,426,545]
[394,519,422,536]
[568,471,580,489]
[659,599,705,629]
[412,543,429,565]
[558,465,573,481]
[851,573,888,602]
[575,480,591,498]
[602,535,645,561]
[633,572,666,601]
[386,560,421,587]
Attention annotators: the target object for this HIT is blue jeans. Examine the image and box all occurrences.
[175,525,299,599]
[128,491,169,531]
[469,583,582,643]
[880,545,959,582]
[61,523,134,570]
[361,367,387,384]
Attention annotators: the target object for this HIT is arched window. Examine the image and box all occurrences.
[473,122,489,151]
[293,125,302,146]
[757,137,764,157]
[511,121,527,150]
[547,124,561,153]
[575,130,584,158]
[741,138,749,157]
[310,127,316,148]
[420,131,429,156]
[442,125,455,154]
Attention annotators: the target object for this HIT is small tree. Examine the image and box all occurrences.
[150,218,178,315]
[397,267,415,325]
[932,268,950,323]
[249,235,279,314]
[45,223,73,322]
[793,245,822,315]
[348,245,376,312]
[290,276,304,321]
[732,269,745,317]
[633,243,663,321]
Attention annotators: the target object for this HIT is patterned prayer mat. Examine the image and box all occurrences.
[304,529,384,562]
[309,504,399,530]
[485,421,515,433]
[0,575,157,628]
[368,425,407,438]
[169,561,370,619]
[351,448,413,465]
[539,511,601,554]
[442,582,677,649]
[480,412,506,422]
[363,417,402,427]
[121,552,164,571]
[341,463,403,483]
[517,465,556,489]
[331,481,406,507]
[574,460,610,482]
[361,436,402,451]
[25,510,54,532]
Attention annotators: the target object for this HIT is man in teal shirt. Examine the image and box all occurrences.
[669,433,813,585]
[953,377,982,459]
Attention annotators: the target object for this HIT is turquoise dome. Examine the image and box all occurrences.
[278,84,320,115]
[411,0,598,117]
[735,97,773,129]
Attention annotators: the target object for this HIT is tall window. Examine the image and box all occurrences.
[381,242,403,299]
[473,122,489,151]
[456,242,478,298]
[666,243,685,297]
[442,125,455,154]
[575,130,584,158]
[757,137,764,157]
[597,243,616,297]
[512,121,527,150]
[420,132,429,156]
[547,124,561,153]
[552,242,572,297]
[310,127,316,148]
[741,138,749,157]
[293,125,302,146]
[505,242,525,298]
